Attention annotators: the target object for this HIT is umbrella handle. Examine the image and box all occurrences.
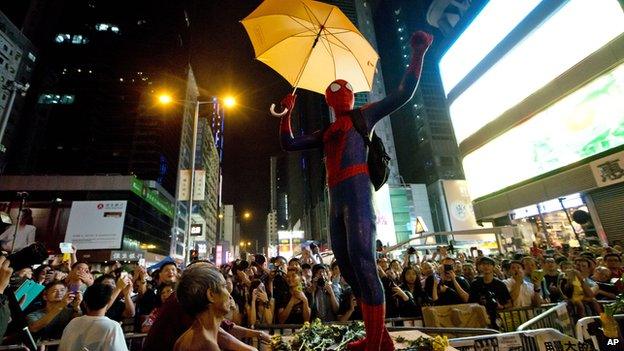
[270,103,288,117]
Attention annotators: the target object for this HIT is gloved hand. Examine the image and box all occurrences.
[410,31,434,51]
[281,94,297,112]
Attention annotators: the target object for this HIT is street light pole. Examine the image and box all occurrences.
[183,100,200,265]
[158,92,235,264]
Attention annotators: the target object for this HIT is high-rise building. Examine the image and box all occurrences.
[5,0,190,193]
[2,0,201,258]
[221,204,240,260]
[0,10,37,172]
[266,210,277,253]
[372,0,464,187]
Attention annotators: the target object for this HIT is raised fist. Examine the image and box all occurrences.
[411,31,434,51]
[281,94,297,111]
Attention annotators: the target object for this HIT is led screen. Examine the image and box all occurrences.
[439,0,543,94]
[446,0,624,143]
[463,63,624,199]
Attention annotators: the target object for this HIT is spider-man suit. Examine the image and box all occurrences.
[279,31,433,351]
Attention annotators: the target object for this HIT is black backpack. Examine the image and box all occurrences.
[350,109,391,191]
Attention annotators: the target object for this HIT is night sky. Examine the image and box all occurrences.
[189,1,294,241]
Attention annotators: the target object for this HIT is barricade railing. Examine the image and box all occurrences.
[387,326,500,338]
[497,303,557,332]
[517,303,574,336]
[449,328,589,351]
[254,317,423,336]
[575,313,624,350]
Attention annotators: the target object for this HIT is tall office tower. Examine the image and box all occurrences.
[5,0,191,196]
[372,0,464,186]
[0,10,37,172]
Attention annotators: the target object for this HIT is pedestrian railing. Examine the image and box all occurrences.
[516,303,574,336]
[497,303,558,332]
[387,326,500,338]
[255,317,423,336]
[449,328,591,351]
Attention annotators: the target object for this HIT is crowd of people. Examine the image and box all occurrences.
[0,240,620,350]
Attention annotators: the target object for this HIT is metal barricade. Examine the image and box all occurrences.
[255,317,424,336]
[517,303,574,336]
[497,303,557,332]
[0,346,29,350]
[387,326,499,338]
[449,328,589,351]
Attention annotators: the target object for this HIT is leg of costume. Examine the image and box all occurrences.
[329,202,362,300]
[330,174,391,351]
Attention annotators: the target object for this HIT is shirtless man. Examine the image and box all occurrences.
[174,265,231,351]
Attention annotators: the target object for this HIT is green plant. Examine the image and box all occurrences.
[270,319,365,351]
[604,293,624,317]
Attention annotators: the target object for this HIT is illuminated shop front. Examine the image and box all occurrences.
[440,0,624,244]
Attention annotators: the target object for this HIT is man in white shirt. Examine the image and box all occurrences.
[0,209,36,252]
[59,283,128,351]
[503,261,543,308]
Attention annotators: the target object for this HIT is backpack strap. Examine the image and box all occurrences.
[349,109,371,146]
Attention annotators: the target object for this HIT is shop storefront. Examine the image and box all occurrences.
[509,193,588,248]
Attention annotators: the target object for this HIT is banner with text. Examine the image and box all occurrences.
[65,201,127,250]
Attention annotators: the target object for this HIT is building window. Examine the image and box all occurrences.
[38,94,75,105]
[55,34,88,44]
[55,34,70,43]
[95,23,120,33]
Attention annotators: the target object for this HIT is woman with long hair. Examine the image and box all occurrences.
[245,279,274,327]
[398,266,425,318]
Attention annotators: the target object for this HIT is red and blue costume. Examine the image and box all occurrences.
[279,31,433,351]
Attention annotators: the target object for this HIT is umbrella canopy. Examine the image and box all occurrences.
[242,0,379,94]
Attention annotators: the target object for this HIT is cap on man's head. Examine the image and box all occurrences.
[478,257,496,266]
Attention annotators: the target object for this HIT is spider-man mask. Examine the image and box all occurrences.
[325,79,354,114]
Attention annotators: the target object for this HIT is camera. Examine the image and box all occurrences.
[483,290,499,310]
[317,277,326,287]
[444,264,454,272]
[407,246,416,255]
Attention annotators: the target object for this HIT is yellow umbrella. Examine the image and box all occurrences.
[242,0,379,111]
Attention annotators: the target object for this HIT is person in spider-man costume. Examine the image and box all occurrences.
[278,31,433,351]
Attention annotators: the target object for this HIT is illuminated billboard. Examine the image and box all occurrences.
[441,0,624,143]
[439,0,543,94]
[464,63,624,199]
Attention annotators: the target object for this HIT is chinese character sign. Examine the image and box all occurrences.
[591,151,624,188]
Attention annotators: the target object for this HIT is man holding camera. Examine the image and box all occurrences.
[309,264,340,322]
[425,257,470,305]
[469,257,511,329]
[27,281,83,340]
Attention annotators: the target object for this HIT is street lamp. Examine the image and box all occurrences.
[243,211,251,220]
[158,92,236,264]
